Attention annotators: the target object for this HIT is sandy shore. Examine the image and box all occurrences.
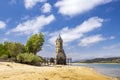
[0,62,117,80]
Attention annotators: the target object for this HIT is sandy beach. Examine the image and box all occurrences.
[0,62,117,80]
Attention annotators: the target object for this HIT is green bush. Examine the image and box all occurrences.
[0,44,10,59]
[0,55,8,60]
[16,53,43,65]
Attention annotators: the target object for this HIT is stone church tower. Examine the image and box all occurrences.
[56,34,66,65]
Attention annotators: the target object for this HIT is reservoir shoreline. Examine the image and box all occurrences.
[0,62,117,80]
[72,63,120,80]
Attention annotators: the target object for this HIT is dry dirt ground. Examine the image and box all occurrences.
[0,62,117,80]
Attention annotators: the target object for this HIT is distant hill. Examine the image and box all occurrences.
[75,57,120,63]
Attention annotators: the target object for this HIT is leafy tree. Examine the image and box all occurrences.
[0,44,10,59]
[26,33,44,54]
[16,53,43,65]
[4,42,26,57]
[50,58,55,64]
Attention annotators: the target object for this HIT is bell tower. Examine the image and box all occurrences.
[56,34,66,65]
[56,34,63,54]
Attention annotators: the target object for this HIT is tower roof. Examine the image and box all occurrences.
[56,33,63,41]
[58,33,62,39]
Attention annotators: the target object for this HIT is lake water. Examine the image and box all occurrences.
[72,63,120,78]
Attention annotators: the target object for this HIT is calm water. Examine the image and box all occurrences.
[72,63,120,78]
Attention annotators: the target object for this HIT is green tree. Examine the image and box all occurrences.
[50,58,55,63]
[4,42,26,57]
[0,44,10,59]
[26,33,44,54]
[16,53,43,65]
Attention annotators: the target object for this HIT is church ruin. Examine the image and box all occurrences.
[42,34,72,65]
[56,34,66,65]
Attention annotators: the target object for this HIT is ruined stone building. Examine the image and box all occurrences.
[56,34,66,65]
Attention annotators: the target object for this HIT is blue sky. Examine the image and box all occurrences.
[0,0,120,60]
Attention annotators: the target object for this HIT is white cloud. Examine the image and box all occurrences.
[109,36,115,40]
[49,17,104,45]
[10,14,55,35]
[5,32,10,35]
[103,43,120,49]
[41,3,52,13]
[24,0,46,9]
[9,0,16,5]
[2,38,8,42]
[0,21,6,29]
[79,35,106,47]
[55,0,112,17]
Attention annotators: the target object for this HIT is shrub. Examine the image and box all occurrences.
[16,53,43,65]
[50,58,55,63]
[0,55,8,60]
[0,44,10,59]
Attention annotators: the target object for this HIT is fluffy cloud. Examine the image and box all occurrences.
[49,17,104,45]
[2,38,8,42]
[0,21,6,29]
[41,3,52,13]
[103,43,120,49]
[109,36,115,40]
[55,0,112,17]
[10,15,55,35]
[9,0,16,5]
[24,0,46,9]
[79,35,106,47]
